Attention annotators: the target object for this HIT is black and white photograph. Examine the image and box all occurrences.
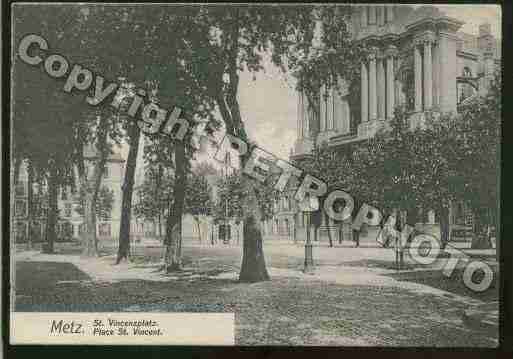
[8,3,502,347]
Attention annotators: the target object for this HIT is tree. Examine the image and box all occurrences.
[214,172,244,232]
[13,4,91,253]
[299,143,365,247]
[76,6,173,262]
[451,71,500,249]
[214,171,277,246]
[178,5,363,282]
[77,186,114,220]
[83,6,220,266]
[185,172,214,243]
[134,167,174,240]
[350,107,425,249]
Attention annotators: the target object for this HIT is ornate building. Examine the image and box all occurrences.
[272,5,500,244]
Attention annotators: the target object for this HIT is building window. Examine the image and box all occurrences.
[100,206,111,221]
[462,67,472,78]
[99,223,111,237]
[29,221,42,241]
[103,166,109,179]
[15,200,27,217]
[16,222,27,242]
[64,203,72,218]
[61,187,68,201]
[15,182,26,197]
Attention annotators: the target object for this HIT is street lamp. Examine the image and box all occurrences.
[298,193,319,274]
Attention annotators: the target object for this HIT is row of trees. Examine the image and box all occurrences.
[15,4,497,282]
[133,162,216,243]
[14,4,363,281]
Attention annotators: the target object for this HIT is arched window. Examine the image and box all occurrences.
[462,66,472,78]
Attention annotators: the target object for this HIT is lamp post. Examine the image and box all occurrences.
[298,193,319,273]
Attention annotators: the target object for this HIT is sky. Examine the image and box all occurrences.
[124,5,502,166]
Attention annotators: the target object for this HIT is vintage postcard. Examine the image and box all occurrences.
[9,3,501,346]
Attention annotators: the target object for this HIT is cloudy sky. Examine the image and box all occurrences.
[126,5,501,167]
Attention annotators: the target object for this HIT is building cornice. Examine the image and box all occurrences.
[438,31,461,42]
[456,50,479,61]
[405,16,464,34]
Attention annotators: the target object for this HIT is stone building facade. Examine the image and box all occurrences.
[13,147,125,243]
[272,5,499,244]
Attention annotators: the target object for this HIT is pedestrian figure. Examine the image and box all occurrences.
[376,211,397,248]
[376,210,404,269]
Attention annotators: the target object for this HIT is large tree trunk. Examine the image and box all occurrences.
[218,93,270,282]
[239,178,270,282]
[27,161,34,250]
[43,165,58,254]
[12,157,21,244]
[164,217,182,271]
[82,117,109,257]
[156,165,163,241]
[82,189,97,256]
[325,212,333,248]
[81,164,105,257]
[438,206,450,250]
[216,9,269,282]
[13,157,21,187]
[164,143,186,272]
[116,124,141,263]
[194,216,202,244]
[471,206,492,249]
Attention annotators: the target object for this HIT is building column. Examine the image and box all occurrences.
[361,61,368,123]
[360,6,367,27]
[394,57,403,106]
[432,41,439,108]
[377,6,384,26]
[368,6,376,25]
[303,92,310,137]
[327,86,334,130]
[377,56,386,119]
[423,38,433,110]
[386,5,394,23]
[438,32,459,114]
[414,42,422,112]
[297,92,303,138]
[386,46,397,119]
[320,85,326,132]
[368,50,377,121]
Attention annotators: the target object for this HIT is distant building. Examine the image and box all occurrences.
[13,145,126,243]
